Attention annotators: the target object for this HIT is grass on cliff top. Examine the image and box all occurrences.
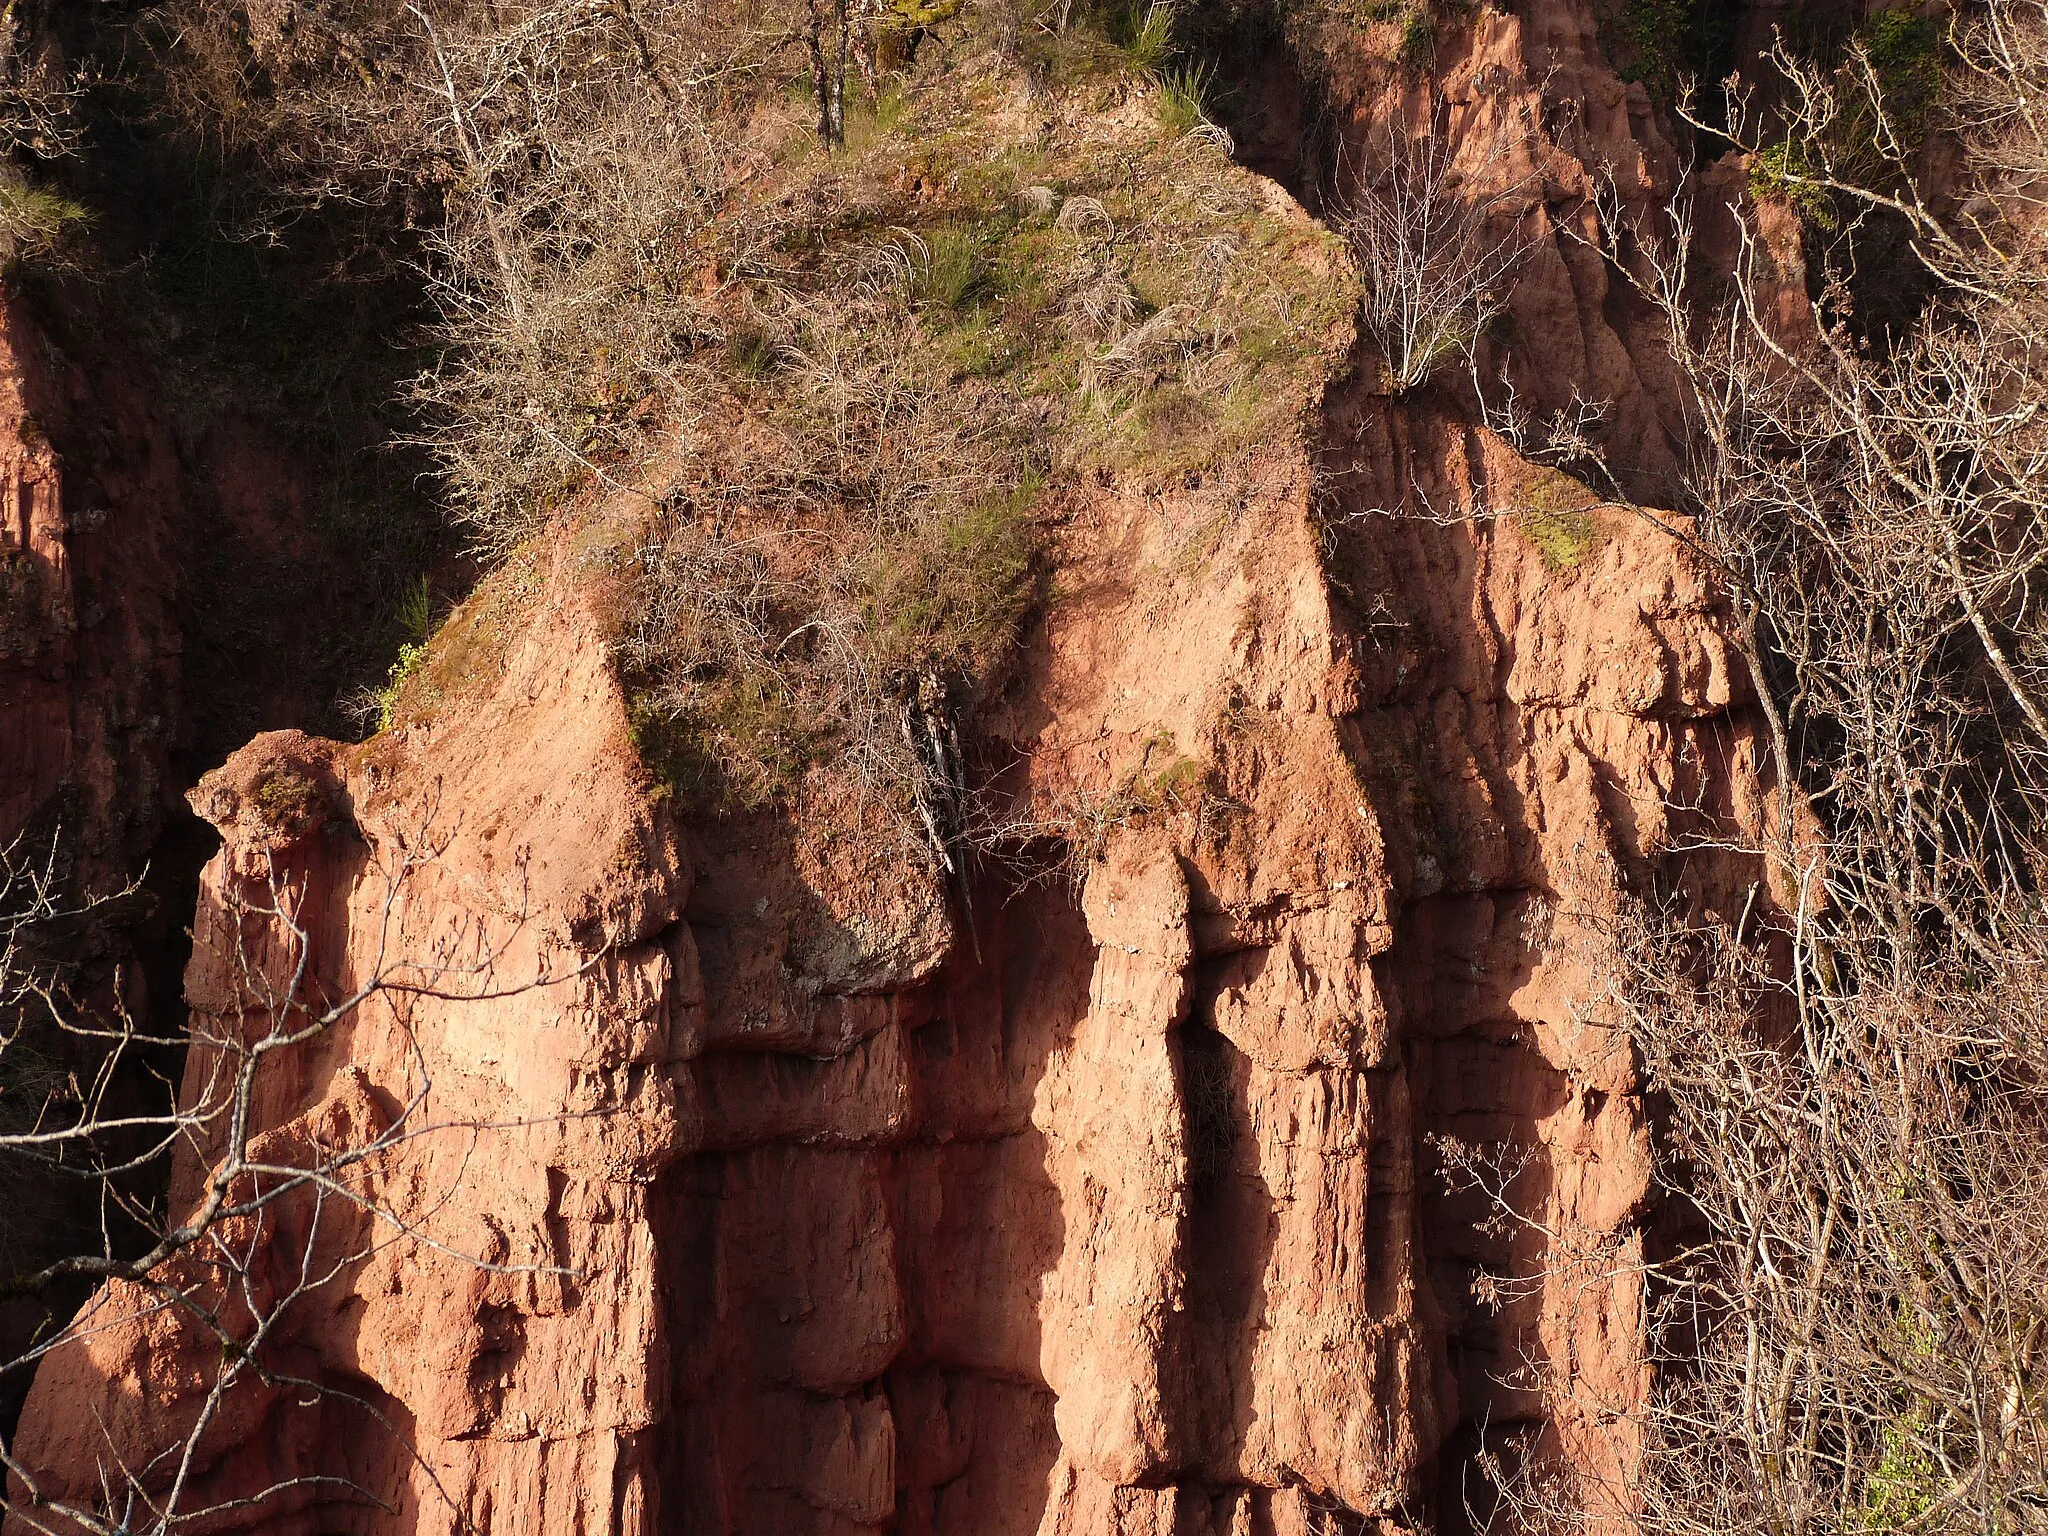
[361,2,1355,827]
[605,11,1351,813]
[366,547,544,735]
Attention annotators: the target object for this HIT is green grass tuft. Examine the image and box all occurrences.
[1156,60,1215,136]
[1121,1,1177,73]
[845,80,913,151]
[0,179,89,253]
[396,573,434,642]
[1399,7,1434,71]
[913,229,995,313]
[728,324,780,379]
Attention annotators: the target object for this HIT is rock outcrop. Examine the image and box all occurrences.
[6,1,1779,1531]
[7,421,1764,1536]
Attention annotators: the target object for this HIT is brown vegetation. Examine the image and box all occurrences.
[1464,5,2048,1529]
[0,11,1354,1509]
[201,0,1349,840]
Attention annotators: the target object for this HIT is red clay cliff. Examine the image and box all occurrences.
[2,2,1780,1530]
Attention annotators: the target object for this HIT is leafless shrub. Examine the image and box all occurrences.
[145,0,763,550]
[1608,906,2048,1536]
[1438,894,2048,1536]
[0,9,83,161]
[391,2,735,548]
[1949,0,2048,191]
[1339,97,1537,393]
[1461,7,2048,1530]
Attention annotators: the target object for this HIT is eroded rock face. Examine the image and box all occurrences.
[0,284,190,1428]
[7,4,1774,1529]
[6,409,1763,1535]
[0,288,182,876]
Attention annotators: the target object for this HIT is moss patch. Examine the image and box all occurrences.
[252,769,325,833]
[1857,8,1944,144]
[1511,468,1610,573]
[1609,0,1737,97]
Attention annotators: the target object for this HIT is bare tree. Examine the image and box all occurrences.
[806,0,853,144]
[388,0,735,548]
[143,0,766,549]
[0,4,82,161]
[1453,6,2048,1531]
[1339,96,1536,393]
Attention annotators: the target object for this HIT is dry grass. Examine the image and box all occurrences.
[571,5,1352,815]
[616,290,1041,808]
[140,0,1353,840]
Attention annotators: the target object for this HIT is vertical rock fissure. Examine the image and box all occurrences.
[657,861,1090,1534]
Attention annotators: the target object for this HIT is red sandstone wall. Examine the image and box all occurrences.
[4,3,1782,1530]
[7,411,1765,1533]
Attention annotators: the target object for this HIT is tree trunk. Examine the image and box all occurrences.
[807,0,849,145]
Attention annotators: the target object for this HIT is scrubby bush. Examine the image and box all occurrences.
[133,0,1350,844]
[618,286,1040,809]
[144,0,754,551]
[910,228,997,312]
[1471,6,2048,1529]
[1340,99,1535,392]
